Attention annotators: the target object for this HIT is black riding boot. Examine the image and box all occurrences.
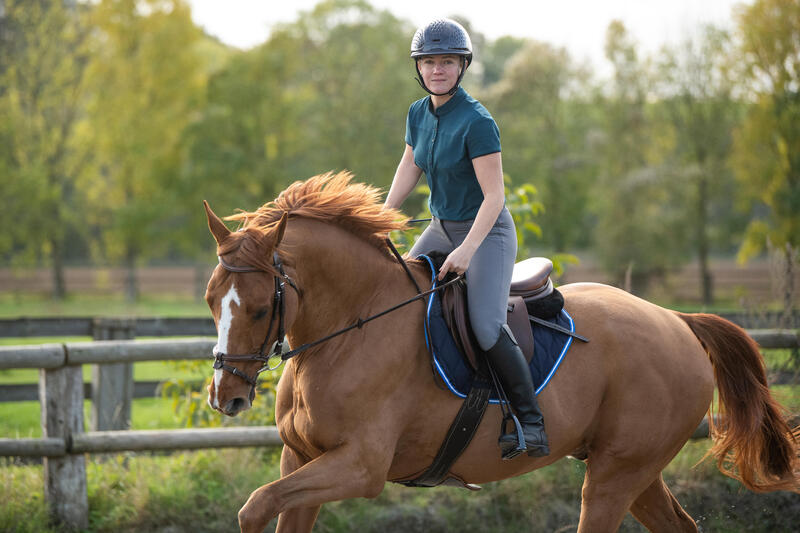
[485,326,550,459]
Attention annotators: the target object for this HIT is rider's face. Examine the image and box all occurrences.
[417,54,462,94]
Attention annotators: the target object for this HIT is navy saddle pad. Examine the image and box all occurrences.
[419,255,575,403]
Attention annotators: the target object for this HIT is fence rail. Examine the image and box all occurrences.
[1,331,796,368]
[0,427,282,456]
[0,316,215,338]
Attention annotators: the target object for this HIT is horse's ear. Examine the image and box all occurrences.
[272,212,288,247]
[204,200,230,246]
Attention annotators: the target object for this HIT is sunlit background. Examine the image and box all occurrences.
[1,2,799,532]
[0,0,798,310]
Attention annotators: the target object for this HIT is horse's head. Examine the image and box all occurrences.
[203,200,294,417]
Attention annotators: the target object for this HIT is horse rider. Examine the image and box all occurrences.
[383,18,549,459]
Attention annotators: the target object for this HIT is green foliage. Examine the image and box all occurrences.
[504,180,543,255]
[0,0,93,296]
[732,0,800,261]
[653,25,743,303]
[485,40,597,254]
[0,0,797,310]
[79,0,207,300]
[479,36,525,87]
[161,359,281,427]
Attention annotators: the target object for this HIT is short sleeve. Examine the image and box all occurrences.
[466,116,501,159]
[404,104,415,147]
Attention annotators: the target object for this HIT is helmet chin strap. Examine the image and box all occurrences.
[415,57,468,97]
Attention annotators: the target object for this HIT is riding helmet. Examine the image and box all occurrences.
[410,18,473,96]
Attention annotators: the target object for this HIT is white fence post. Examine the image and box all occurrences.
[40,364,88,530]
[91,318,135,431]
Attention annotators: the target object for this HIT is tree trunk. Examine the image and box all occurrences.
[697,172,713,306]
[125,245,138,303]
[781,243,796,329]
[51,236,66,300]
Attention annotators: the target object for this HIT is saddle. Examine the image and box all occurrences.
[395,254,571,490]
[440,257,563,371]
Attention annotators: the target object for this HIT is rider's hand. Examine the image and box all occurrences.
[438,244,476,280]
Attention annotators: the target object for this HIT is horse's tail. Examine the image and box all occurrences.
[676,312,799,493]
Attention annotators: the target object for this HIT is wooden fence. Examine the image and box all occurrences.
[3,258,798,303]
[0,338,284,530]
[0,319,797,530]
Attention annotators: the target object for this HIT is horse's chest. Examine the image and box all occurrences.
[276,379,345,457]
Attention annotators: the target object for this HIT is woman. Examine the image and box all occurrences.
[384,18,549,459]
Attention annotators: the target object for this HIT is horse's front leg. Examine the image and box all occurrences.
[238,443,390,533]
[273,445,320,533]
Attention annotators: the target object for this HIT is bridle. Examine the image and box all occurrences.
[211,243,463,400]
[212,251,299,400]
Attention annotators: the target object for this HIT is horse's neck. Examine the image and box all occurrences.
[283,219,407,341]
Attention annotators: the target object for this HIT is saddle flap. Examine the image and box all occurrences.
[506,296,534,364]
[441,279,481,372]
[441,281,534,371]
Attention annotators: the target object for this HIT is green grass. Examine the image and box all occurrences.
[2,442,799,533]
[0,359,211,437]
[0,360,206,385]
[0,448,281,533]
[0,397,191,438]
[0,292,209,318]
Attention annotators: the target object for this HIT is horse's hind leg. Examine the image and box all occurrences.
[577,452,675,532]
[629,474,697,533]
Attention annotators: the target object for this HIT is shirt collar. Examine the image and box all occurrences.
[427,86,467,117]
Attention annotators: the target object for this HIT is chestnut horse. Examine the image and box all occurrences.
[203,172,799,533]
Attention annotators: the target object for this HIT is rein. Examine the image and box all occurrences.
[213,244,461,389]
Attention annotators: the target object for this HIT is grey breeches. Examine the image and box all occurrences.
[410,208,517,351]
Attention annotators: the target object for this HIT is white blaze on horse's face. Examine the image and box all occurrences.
[212,283,241,409]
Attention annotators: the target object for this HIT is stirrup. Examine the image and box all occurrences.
[498,413,527,460]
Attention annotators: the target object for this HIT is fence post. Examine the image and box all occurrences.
[40,364,88,530]
[91,318,135,431]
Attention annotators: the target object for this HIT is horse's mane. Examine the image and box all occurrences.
[217,172,408,271]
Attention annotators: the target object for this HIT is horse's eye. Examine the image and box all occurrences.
[254,308,269,320]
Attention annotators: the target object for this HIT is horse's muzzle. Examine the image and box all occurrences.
[221,396,252,417]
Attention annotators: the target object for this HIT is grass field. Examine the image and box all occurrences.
[0,292,209,318]
[2,442,799,532]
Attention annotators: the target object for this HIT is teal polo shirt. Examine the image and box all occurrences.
[405,87,502,221]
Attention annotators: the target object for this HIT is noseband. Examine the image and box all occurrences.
[212,251,299,398]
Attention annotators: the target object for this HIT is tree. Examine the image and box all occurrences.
[592,21,690,293]
[732,0,800,317]
[0,0,92,299]
[181,0,420,236]
[80,0,206,300]
[479,36,525,88]
[656,25,741,304]
[486,40,596,255]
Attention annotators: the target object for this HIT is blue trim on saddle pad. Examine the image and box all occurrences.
[419,254,574,403]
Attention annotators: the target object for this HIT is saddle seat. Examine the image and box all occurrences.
[440,256,560,372]
[509,257,554,300]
